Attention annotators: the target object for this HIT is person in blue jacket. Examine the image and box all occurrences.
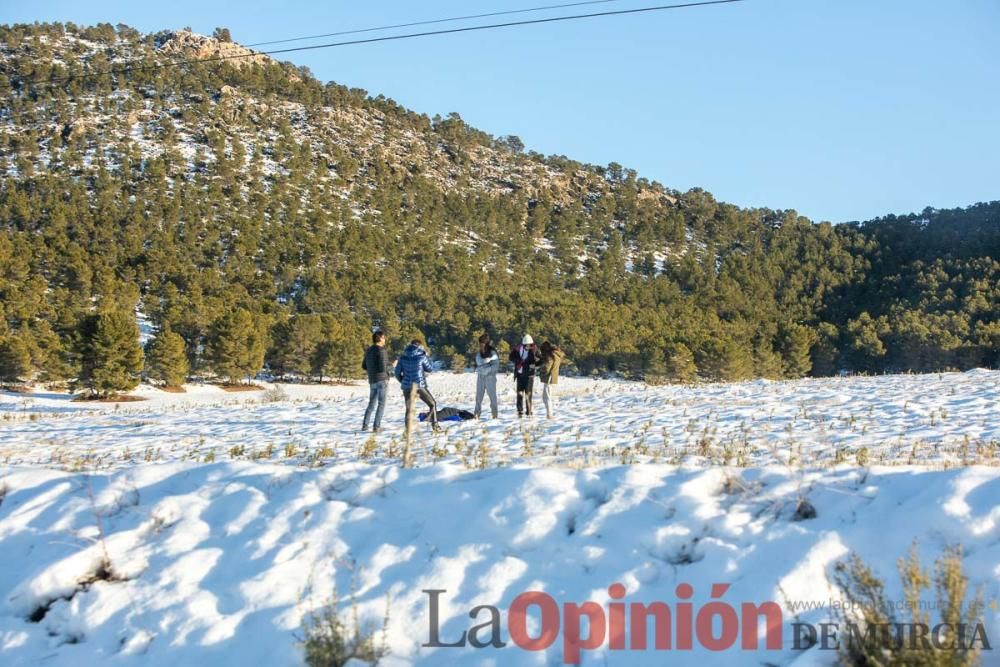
[394,339,440,430]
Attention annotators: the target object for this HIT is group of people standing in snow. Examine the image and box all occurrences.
[485,334,565,420]
[360,330,565,433]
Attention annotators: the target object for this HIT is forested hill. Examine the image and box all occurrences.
[0,22,997,388]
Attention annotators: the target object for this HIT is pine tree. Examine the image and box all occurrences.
[778,322,817,378]
[495,338,511,366]
[811,322,841,376]
[317,315,365,381]
[846,312,889,371]
[974,320,1000,368]
[309,340,335,382]
[663,342,697,383]
[0,333,32,387]
[697,338,753,382]
[753,340,785,380]
[145,327,189,387]
[78,310,144,396]
[206,308,266,384]
[0,22,996,384]
[269,314,323,378]
[438,344,465,371]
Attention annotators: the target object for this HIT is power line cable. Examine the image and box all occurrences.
[246,0,625,47]
[14,0,745,88]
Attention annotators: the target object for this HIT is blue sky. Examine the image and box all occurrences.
[5,0,999,222]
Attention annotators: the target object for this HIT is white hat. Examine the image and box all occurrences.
[522,334,534,345]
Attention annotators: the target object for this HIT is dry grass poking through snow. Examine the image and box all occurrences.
[0,370,997,473]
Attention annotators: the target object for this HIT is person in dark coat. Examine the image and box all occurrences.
[361,330,392,432]
[509,334,541,417]
[394,339,440,430]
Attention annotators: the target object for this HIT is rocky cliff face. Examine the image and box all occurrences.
[154,29,271,68]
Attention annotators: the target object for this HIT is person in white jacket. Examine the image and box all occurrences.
[474,333,499,419]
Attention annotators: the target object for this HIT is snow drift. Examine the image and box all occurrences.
[1,461,998,665]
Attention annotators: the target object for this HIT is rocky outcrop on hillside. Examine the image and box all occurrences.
[154,29,270,68]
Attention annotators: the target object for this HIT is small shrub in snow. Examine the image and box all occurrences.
[520,428,534,458]
[385,438,399,459]
[832,543,984,666]
[855,446,870,467]
[976,440,998,463]
[261,385,289,403]
[430,442,448,461]
[359,436,377,460]
[300,591,388,667]
[476,441,491,469]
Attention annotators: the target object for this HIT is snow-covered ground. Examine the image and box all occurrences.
[2,370,998,470]
[1,371,999,665]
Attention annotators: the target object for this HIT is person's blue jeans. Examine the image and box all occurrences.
[363,380,388,430]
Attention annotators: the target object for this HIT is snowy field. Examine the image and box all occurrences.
[2,370,999,470]
[1,371,999,666]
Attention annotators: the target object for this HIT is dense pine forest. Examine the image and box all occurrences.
[0,22,997,393]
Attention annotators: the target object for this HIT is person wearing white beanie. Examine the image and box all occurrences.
[509,334,541,417]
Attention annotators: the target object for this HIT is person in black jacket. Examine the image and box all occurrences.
[361,330,392,432]
[509,334,541,417]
